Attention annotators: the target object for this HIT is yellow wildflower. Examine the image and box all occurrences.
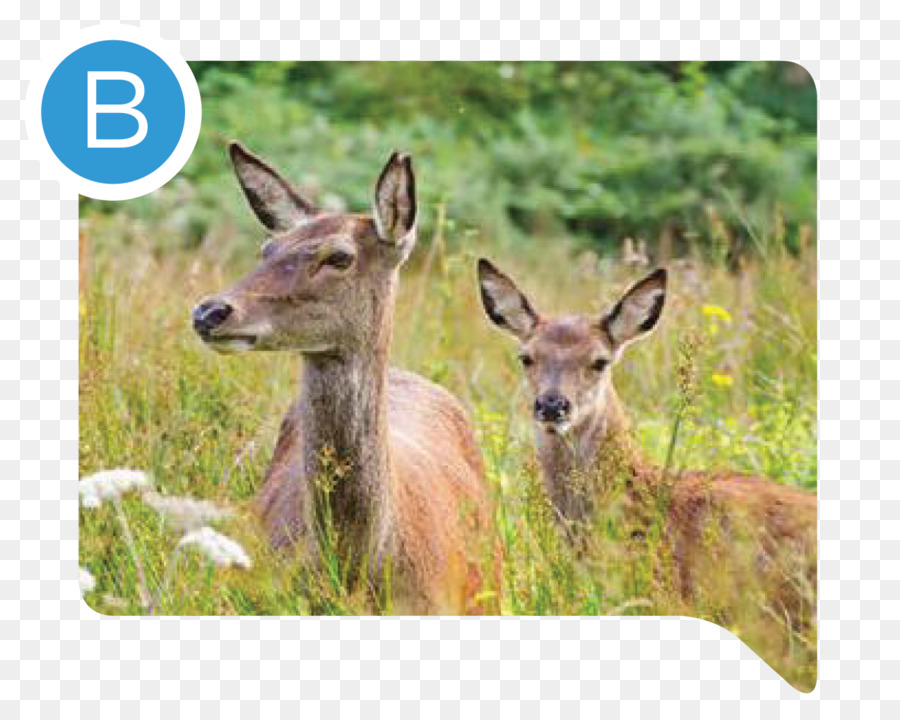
[701,304,733,324]
[711,373,734,388]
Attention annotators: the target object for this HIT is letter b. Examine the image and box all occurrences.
[86,71,148,148]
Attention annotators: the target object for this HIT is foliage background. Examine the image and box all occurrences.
[83,61,816,261]
[78,62,817,690]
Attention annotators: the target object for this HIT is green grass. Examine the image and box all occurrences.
[79,227,816,690]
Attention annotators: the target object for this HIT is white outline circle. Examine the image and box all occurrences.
[24,24,201,201]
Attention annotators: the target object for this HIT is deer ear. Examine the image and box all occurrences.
[601,268,667,350]
[229,142,317,233]
[477,259,539,341]
[373,151,417,259]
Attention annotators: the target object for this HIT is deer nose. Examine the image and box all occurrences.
[192,299,233,336]
[534,393,571,423]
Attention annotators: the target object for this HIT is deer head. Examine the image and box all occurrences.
[192,142,418,355]
[477,259,667,435]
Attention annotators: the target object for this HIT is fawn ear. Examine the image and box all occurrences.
[229,142,318,233]
[373,151,417,261]
[477,259,539,341]
[601,268,667,350]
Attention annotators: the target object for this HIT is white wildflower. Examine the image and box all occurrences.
[79,567,96,594]
[79,468,152,508]
[142,490,234,531]
[177,526,252,569]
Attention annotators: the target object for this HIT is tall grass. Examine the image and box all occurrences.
[79,225,816,689]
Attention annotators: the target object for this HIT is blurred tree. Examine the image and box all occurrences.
[89,61,816,261]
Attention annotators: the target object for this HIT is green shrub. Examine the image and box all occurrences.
[82,61,816,262]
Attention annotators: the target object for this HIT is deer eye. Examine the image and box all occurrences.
[322,250,355,270]
[260,239,277,259]
[519,354,535,368]
[590,358,609,373]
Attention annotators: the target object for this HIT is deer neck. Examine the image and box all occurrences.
[296,286,395,551]
[536,382,648,516]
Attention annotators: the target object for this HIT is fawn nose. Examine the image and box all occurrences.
[192,299,233,336]
[534,393,571,423]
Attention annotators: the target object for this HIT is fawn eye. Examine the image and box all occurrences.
[519,354,535,368]
[260,239,277,259]
[278,258,299,277]
[323,250,355,270]
[590,358,609,373]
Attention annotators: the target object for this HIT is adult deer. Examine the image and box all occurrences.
[191,143,491,614]
[477,259,815,615]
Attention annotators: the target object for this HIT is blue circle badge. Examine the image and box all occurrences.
[42,40,185,185]
[28,26,201,200]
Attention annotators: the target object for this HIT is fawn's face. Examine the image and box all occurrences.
[516,317,616,434]
[193,143,417,355]
[478,260,667,435]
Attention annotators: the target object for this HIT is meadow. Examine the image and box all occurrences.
[78,62,817,690]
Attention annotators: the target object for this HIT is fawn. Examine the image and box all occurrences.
[191,143,491,613]
[477,258,815,614]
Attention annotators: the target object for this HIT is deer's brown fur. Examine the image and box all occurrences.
[537,380,816,604]
[193,144,493,614]
[255,367,490,614]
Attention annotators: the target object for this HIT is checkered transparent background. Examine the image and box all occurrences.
[5,0,896,716]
